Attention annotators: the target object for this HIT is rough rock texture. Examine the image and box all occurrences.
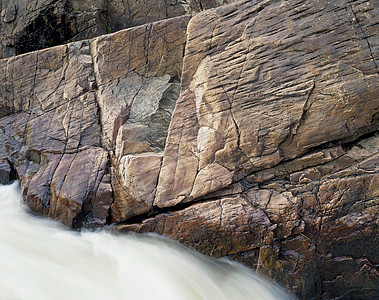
[0,15,190,227]
[119,133,379,299]
[154,0,378,208]
[0,0,378,298]
[115,0,378,298]
[0,38,108,227]
[0,159,13,184]
[0,0,233,59]
[91,16,190,222]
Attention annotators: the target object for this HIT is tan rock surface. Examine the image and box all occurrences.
[0,0,378,298]
[0,0,234,59]
[0,15,190,227]
[118,133,379,299]
[155,0,379,208]
[110,153,163,221]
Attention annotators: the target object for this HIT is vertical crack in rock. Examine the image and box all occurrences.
[277,80,316,154]
[0,1,378,298]
[347,4,378,74]
[88,39,115,226]
[30,51,40,113]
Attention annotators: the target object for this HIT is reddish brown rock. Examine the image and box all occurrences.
[0,0,378,298]
[0,37,105,227]
[0,15,190,226]
[154,0,379,209]
[117,195,276,257]
[117,133,379,299]
[0,0,234,60]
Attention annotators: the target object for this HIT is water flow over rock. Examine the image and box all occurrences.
[0,182,292,300]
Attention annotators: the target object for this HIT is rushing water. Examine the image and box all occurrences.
[0,182,292,300]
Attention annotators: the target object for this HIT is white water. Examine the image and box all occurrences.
[0,182,292,300]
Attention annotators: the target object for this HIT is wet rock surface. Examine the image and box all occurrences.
[0,0,378,298]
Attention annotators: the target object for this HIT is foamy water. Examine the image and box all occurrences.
[0,182,292,300]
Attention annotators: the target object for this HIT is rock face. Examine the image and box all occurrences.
[154,0,378,208]
[0,0,233,59]
[0,159,13,184]
[0,0,378,299]
[91,16,190,222]
[119,133,379,298]
[0,15,190,227]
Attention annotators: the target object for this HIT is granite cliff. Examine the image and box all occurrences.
[0,0,378,298]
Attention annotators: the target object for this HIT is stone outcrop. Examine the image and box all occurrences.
[0,14,190,227]
[154,0,378,208]
[0,0,378,298]
[0,0,233,59]
[118,133,379,298]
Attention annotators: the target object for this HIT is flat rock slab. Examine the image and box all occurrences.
[154,0,379,208]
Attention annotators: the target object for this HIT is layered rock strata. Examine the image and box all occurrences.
[0,0,378,298]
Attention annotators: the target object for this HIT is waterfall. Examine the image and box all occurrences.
[0,182,293,300]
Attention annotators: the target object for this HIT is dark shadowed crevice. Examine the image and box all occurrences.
[0,159,19,184]
[14,3,73,56]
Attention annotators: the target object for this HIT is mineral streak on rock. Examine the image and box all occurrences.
[0,0,378,298]
[90,15,190,222]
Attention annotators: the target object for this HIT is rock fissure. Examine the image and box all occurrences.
[347,4,379,74]
[1,0,378,298]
